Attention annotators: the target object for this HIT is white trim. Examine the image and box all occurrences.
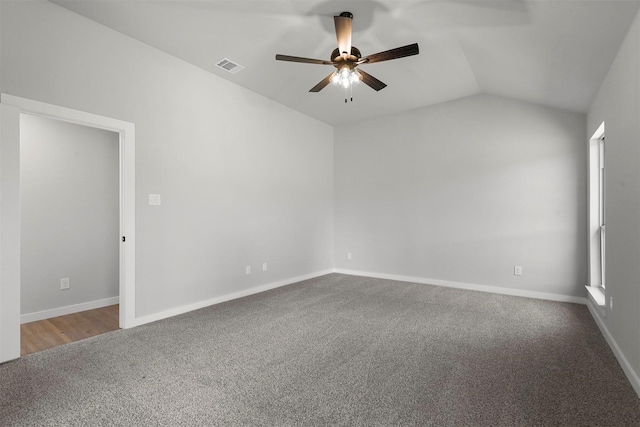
[587,122,605,287]
[130,269,334,327]
[0,104,22,363]
[585,285,606,308]
[21,297,120,324]
[1,94,129,133]
[0,94,136,330]
[333,269,587,304]
[587,299,640,398]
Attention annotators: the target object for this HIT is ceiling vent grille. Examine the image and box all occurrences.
[215,58,245,74]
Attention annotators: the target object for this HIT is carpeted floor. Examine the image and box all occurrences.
[1,273,639,426]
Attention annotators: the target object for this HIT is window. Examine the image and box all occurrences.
[598,135,605,289]
[587,122,605,310]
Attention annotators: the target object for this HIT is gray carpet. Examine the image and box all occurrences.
[1,273,639,426]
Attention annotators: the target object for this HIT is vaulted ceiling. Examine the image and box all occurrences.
[52,0,639,126]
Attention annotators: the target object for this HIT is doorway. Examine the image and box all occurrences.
[0,95,136,362]
[19,114,119,354]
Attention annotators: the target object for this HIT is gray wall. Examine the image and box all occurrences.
[1,0,334,319]
[20,114,119,315]
[588,10,640,388]
[335,94,587,298]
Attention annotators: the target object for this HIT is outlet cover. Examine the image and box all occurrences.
[148,194,161,206]
[60,278,70,290]
[245,266,251,275]
[514,266,522,276]
[262,262,268,272]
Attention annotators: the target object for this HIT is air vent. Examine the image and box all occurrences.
[215,58,245,74]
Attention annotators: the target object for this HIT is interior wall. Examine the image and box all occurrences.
[587,9,640,390]
[0,0,334,319]
[334,94,587,298]
[20,114,119,316]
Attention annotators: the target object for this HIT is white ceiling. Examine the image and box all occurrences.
[51,0,640,126]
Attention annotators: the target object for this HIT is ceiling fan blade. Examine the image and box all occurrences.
[334,13,353,58]
[309,72,335,92]
[357,69,387,91]
[276,54,334,65]
[362,43,419,64]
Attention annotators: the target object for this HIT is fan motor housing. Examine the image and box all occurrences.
[331,46,361,66]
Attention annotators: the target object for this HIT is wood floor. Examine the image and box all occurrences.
[21,305,120,356]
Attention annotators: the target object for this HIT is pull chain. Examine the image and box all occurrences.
[344,85,354,103]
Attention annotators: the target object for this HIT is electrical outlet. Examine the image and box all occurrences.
[245,266,251,275]
[60,278,70,290]
[347,252,352,260]
[514,265,522,276]
[148,194,161,206]
[609,296,613,312]
[262,262,268,272]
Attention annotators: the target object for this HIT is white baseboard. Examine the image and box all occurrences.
[587,299,640,398]
[21,296,120,324]
[333,269,587,305]
[131,269,334,328]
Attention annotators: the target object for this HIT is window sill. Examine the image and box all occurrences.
[586,285,606,308]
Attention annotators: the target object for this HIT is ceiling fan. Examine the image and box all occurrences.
[275,12,419,101]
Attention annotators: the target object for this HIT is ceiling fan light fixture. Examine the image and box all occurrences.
[331,67,360,89]
[350,70,362,84]
[275,12,418,98]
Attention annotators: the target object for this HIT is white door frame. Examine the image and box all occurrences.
[0,94,135,362]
